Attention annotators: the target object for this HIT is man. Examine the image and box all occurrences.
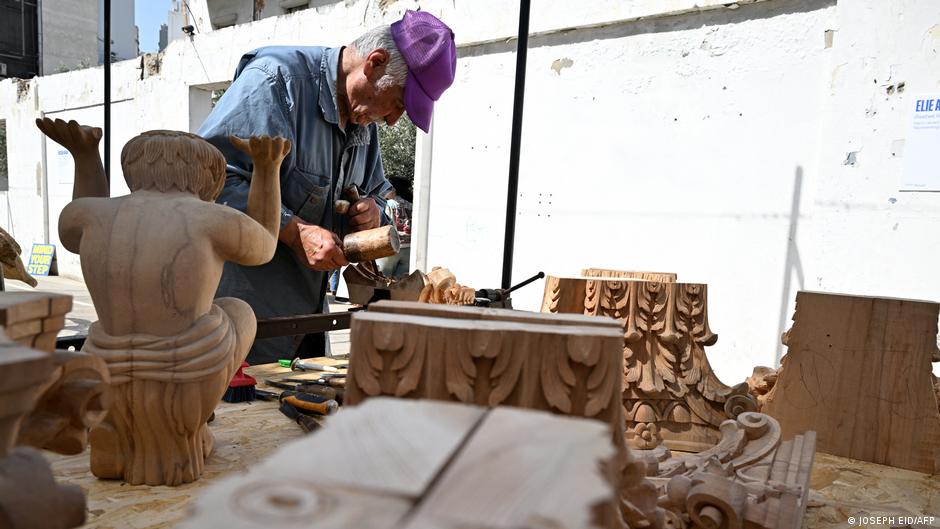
[198,10,456,364]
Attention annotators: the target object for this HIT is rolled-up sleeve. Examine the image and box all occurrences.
[198,66,297,230]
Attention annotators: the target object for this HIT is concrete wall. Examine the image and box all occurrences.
[0,0,937,383]
[41,0,98,74]
[97,0,138,62]
[420,0,940,382]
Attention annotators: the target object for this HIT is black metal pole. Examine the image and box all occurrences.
[501,0,530,290]
[103,0,111,183]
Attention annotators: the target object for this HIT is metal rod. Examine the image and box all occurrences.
[103,0,111,183]
[500,0,531,290]
[506,271,544,295]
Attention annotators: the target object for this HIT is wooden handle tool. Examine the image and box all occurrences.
[281,392,339,415]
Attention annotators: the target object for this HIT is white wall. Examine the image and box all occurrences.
[41,0,98,74]
[1,0,937,383]
[424,0,940,383]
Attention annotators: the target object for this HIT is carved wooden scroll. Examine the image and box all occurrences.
[181,398,622,529]
[582,268,678,283]
[0,298,88,529]
[0,292,72,352]
[343,264,475,306]
[541,276,757,452]
[647,412,817,529]
[763,291,940,474]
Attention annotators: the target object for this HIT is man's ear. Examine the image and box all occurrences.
[363,49,389,81]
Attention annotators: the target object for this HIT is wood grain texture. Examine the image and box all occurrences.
[343,224,401,262]
[346,302,661,528]
[17,350,111,455]
[343,265,476,306]
[0,226,37,287]
[40,119,289,485]
[181,398,619,529]
[763,291,940,474]
[345,308,625,440]
[581,268,678,283]
[542,276,756,452]
[400,405,619,529]
[0,292,72,351]
[0,304,87,529]
[649,412,816,529]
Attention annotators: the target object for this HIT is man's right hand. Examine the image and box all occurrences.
[279,216,349,271]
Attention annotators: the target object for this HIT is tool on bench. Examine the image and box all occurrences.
[278,358,339,373]
[281,390,339,416]
[278,401,321,433]
[474,271,545,309]
[222,361,257,403]
[265,378,344,405]
[334,184,401,262]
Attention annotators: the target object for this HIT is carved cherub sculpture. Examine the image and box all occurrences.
[36,118,290,485]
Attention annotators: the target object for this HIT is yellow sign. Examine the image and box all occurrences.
[27,244,56,276]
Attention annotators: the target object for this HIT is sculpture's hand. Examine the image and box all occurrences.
[36,118,107,199]
[229,135,292,174]
[35,118,102,157]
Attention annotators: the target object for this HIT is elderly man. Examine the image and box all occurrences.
[198,11,456,364]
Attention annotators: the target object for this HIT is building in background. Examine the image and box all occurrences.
[41,0,98,74]
[0,0,40,78]
[98,0,138,62]
[160,0,190,52]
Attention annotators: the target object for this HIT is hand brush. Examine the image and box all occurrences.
[222,361,257,402]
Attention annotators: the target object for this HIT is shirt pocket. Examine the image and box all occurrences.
[285,169,331,225]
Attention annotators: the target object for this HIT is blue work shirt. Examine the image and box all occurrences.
[198,46,392,364]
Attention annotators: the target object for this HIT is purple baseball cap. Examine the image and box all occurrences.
[390,11,456,133]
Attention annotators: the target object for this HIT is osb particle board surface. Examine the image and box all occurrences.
[46,360,936,529]
[803,452,940,529]
[46,362,325,529]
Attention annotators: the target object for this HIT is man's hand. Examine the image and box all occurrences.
[280,216,349,271]
[347,198,381,232]
[36,118,102,157]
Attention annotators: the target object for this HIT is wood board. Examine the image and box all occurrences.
[763,291,940,474]
[180,398,619,529]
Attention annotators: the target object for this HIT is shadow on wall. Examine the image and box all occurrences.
[459,0,838,57]
[776,166,805,363]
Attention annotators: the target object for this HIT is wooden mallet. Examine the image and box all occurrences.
[334,185,400,262]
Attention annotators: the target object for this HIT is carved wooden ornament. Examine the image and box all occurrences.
[37,118,289,485]
[0,294,91,529]
[542,275,757,452]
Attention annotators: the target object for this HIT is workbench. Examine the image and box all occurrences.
[47,360,939,529]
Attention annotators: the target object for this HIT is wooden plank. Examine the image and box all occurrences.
[0,293,53,326]
[179,478,412,529]
[763,291,940,474]
[581,268,678,282]
[258,398,484,497]
[41,315,67,333]
[180,398,485,529]
[401,405,618,529]
[368,299,622,329]
[5,320,43,341]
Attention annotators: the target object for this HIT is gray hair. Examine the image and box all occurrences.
[350,25,408,91]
